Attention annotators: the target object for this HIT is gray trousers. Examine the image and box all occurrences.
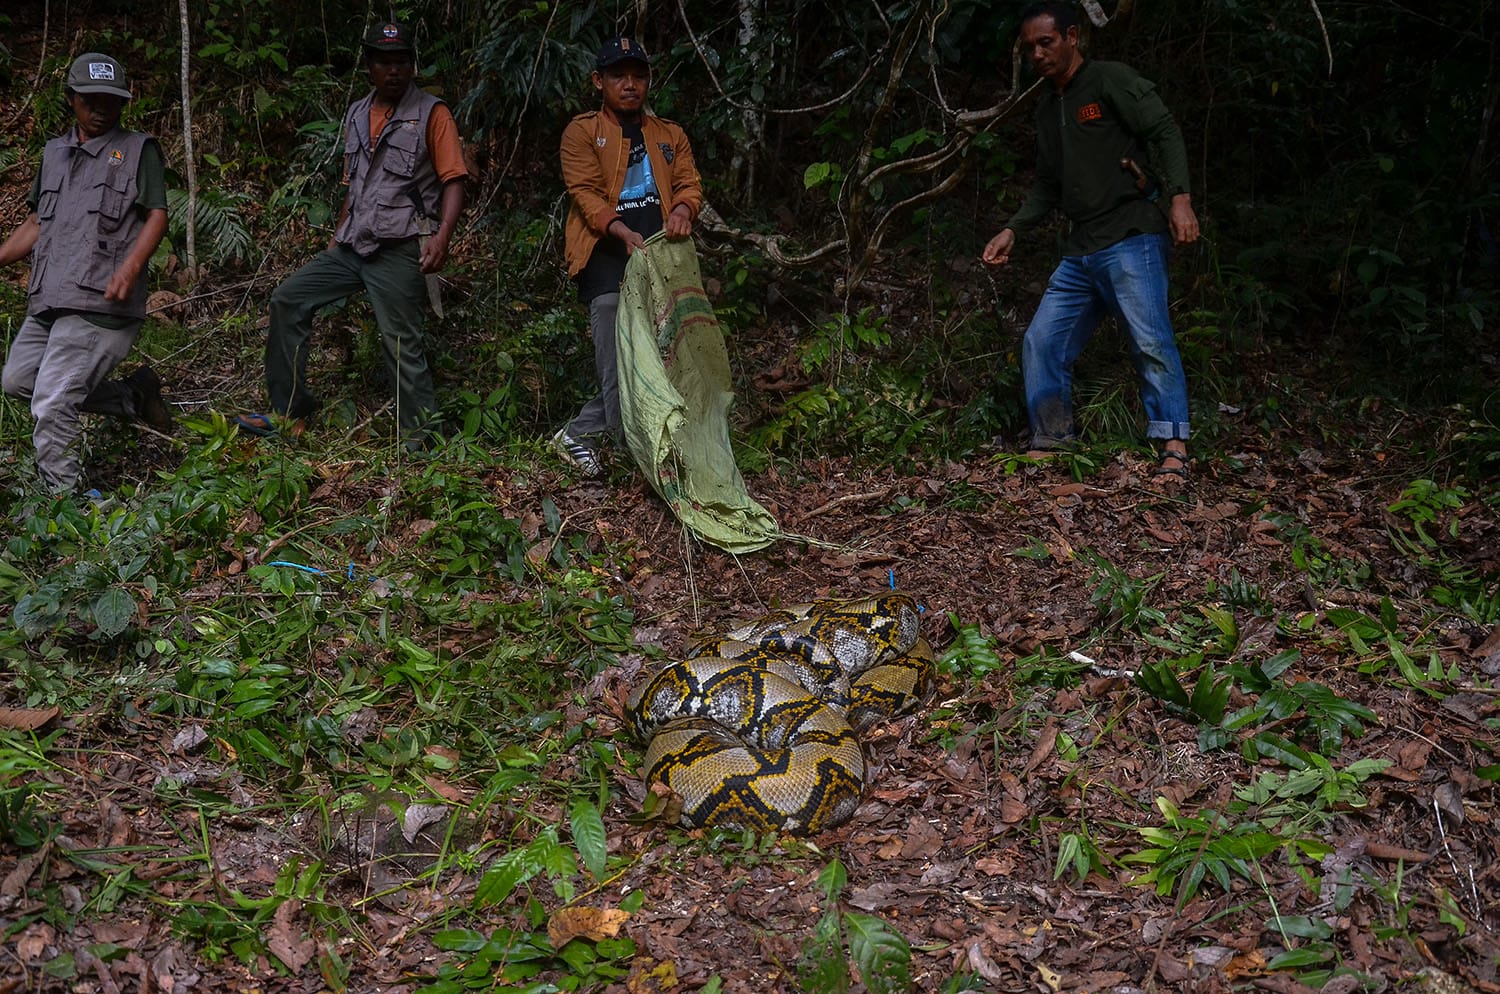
[2,313,138,492]
[266,241,435,434]
[564,292,622,443]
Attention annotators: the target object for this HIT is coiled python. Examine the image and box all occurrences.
[627,593,933,835]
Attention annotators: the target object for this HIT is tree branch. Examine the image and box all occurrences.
[1308,0,1333,76]
[673,0,890,116]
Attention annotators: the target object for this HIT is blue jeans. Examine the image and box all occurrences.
[1020,231,1189,448]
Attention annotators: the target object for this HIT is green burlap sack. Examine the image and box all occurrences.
[615,233,779,553]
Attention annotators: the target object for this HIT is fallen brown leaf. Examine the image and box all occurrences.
[0,706,59,731]
[266,899,316,974]
[547,906,630,948]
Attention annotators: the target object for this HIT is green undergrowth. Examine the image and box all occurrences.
[934,491,1499,990]
[0,396,643,984]
[1,315,1497,989]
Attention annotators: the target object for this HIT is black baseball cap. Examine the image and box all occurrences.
[66,53,131,100]
[363,20,415,53]
[595,36,650,70]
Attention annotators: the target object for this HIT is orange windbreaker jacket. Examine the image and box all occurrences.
[560,106,703,279]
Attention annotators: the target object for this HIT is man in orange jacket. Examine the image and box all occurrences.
[552,36,703,477]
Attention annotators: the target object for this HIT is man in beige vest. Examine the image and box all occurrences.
[236,20,467,452]
[0,52,172,496]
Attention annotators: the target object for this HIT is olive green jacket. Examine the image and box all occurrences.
[1004,60,1192,256]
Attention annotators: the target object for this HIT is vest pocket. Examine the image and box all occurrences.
[378,123,420,178]
[80,237,121,293]
[35,172,63,221]
[372,196,417,240]
[27,255,47,296]
[95,168,136,234]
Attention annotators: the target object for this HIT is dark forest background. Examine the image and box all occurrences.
[2,0,1495,465]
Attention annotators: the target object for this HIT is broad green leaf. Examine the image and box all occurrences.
[1189,667,1230,723]
[1135,660,1189,707]
[1246,732,1311,769]
[1268,915,1334,940]
[476,840,547,907]
[815,860,848,902]
[844,912,911,994]
[1054,833,1081,880]
[1267,946,1334,968]
[1260,649,1301,680]
[1198,604,1238,645]
[240,728,289,767]
[1387,637,1444,698]
[570,799,608,880]
[433,928,489,952]
[92,587,136,637]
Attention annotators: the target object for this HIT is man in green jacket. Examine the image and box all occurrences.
[983,1,1200,481]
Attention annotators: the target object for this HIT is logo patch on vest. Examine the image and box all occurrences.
[89,62,116,81]
[658,142,674,164]
[108,149,126,166]
[1076,102,1103,124]
[596,136,607,147]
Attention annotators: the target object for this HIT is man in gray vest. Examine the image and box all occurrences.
[0,51,172,496]
[236,20,468,451]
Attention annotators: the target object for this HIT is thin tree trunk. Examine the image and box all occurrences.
[734,0,765,205]
[178,0,198,277]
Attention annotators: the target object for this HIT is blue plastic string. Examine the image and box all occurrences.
[266,560,325,576]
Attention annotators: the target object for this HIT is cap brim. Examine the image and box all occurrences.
[597,55,651,70]
[68,84,132,99]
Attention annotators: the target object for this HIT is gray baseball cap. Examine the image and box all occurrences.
[66,53,132,100]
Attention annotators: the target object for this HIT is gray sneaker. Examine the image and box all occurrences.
[551,427,602,477]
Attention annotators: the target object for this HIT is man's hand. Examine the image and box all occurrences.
[104,258,143,302]
[664,203,693,239]
[1169,193,1199,246]
[103,208,165,301]
[982,228,1016,267]
[609,218,647,255]
[419,231,451,274]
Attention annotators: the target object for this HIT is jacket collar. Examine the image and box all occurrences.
[598,103,649,128]
[67,125,128,157]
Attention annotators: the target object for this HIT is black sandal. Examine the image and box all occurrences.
[1152,451,1191,480]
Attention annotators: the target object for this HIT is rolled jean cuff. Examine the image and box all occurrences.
[1147,420,1190,440]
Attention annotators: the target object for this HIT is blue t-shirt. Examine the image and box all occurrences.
[577,120,663,303]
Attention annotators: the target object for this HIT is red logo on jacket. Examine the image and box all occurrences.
[1076,102,1103,123]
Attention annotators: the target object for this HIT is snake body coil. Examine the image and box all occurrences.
[628,593,933,835]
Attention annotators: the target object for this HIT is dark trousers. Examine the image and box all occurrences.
[266,240,435,433]
[564,292,622,443]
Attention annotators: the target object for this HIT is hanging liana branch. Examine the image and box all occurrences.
[699,1,1037,295]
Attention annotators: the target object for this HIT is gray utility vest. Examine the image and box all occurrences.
[30,127,154,320]
[335,84,445,258]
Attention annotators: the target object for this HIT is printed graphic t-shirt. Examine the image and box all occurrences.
[576,120,663,303]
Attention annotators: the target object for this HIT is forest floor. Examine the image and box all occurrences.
[2,386,1498,993]
[0,6,1497,989]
